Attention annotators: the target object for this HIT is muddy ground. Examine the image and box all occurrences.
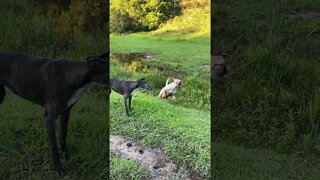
[110,135,191,180]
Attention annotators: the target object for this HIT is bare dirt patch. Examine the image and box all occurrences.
[110,135,190,180]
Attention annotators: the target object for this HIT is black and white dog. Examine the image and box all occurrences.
[0,51,109,175]
[109,78,153,116]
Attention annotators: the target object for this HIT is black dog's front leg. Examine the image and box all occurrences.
[124,96,130,116]
[128,95,133,111]
[0,85,5,104]
[59,108,71,159]
[44,109,66,175]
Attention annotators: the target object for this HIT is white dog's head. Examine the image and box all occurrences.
[173,78,182,86]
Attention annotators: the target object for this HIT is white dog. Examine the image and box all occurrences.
[159,78,182,100]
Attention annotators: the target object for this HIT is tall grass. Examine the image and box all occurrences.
[0,0,108,178]
[213,0,320,153]
[0,0,107,59]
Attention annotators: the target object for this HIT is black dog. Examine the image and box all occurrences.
[109,78,153,116]
[0,51,109,175]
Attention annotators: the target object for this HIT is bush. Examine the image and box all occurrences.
[29,0,108,35]
[110,9,144,33]
[110,0,177,33]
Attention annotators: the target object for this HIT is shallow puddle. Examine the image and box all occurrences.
[111,52,157,72]
[110,135,190,180]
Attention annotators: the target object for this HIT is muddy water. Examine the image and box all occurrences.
[110,135,190,180]
[111,52,157,72]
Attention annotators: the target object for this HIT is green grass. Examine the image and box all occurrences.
[110,32,210,178]
[0,90,108,179]
[110,33,210,111]
[110,155,148,180]
[110,92,210,178]
[213,142,320,179]
[213,0,320,151]
[0,1,108,179]
[212,0,320,178]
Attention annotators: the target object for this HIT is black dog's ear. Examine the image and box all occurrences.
[139,77,145,81]
[99,52,109,59]
[86,56,99,69]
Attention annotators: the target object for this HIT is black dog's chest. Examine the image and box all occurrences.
[65,84,91,109]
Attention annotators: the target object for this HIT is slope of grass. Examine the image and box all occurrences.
[154,0,210,38]
[110,26,210,178]
[110,33,210,77]
[110,34,210,111]
[110,91,210,178]
[212,0,320,178]
[213,142,320,179]
[213,0,320,153]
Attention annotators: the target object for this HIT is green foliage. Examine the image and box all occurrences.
[110,0,176,33]
[110,9,140,33]
[30,0,108,35]
[154,0,210,37]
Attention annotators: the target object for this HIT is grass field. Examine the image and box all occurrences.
[213,142,320,179]
[0,1,108,179]
[212,0,320,178]
[110,33,211,178]
[0,90,108,179]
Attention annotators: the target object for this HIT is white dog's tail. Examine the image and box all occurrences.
[166,78,170,86]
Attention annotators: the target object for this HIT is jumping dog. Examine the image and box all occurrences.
[159,78,182,100]
[0,51,109,175]
[109,78,153,116]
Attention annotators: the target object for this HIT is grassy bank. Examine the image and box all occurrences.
[213,0,320,153]
[213,142,320,179]
[110,33,210,111]
[212,0,320,178]
[110,32,210,178]
[110,92,210,178]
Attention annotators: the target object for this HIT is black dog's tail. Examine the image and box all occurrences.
[0,85,5,104]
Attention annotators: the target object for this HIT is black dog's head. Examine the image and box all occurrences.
[86,53,109,84]
[137,78,153,91]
